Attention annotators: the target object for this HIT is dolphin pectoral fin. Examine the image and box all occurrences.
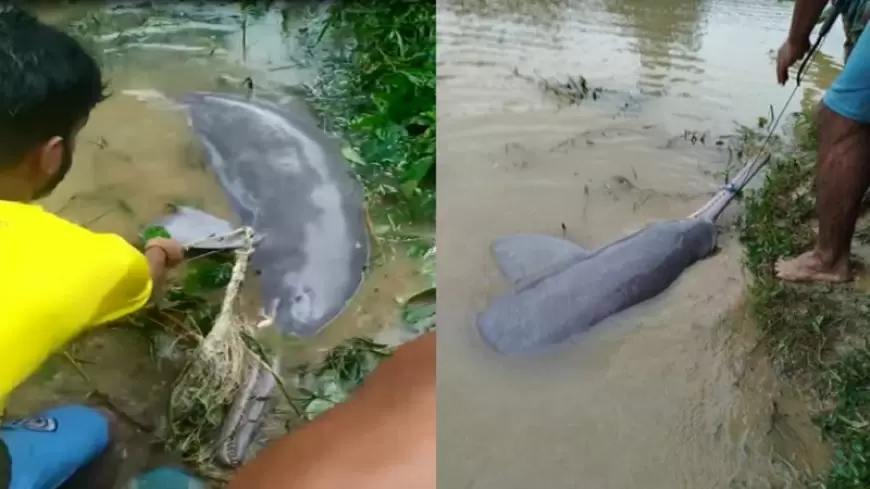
[491,233,592,285]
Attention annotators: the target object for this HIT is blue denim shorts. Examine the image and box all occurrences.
[824,29,870,123]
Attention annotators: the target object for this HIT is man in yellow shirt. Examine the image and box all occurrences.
[0,7,184,489]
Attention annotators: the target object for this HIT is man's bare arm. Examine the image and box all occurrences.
[788,0,830,45]
[226,332,436,489]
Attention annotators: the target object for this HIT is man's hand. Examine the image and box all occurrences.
[143,238,184,294]
[777,0,828,84]
[777,38,810,85]
[144,237,184,268]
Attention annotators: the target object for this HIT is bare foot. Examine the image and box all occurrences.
[775,251,851,283]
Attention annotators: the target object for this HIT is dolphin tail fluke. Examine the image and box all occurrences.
[491,233,592,285]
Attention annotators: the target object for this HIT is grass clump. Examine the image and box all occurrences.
[294,337,393,420]
[738,108,870,489]
[304,0,436,225]
[292,294,436,421]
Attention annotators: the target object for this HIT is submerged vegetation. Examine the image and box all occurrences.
[513,69,605,105]
[738,109,870,488]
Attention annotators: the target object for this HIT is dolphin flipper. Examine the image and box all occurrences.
[152,206,260,250]
[491,233,592,285]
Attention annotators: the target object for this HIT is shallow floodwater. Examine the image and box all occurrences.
[7,1,428,473]
[437,0,841,488]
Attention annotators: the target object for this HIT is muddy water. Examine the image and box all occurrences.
[437,0,841,488]
[7,0,426,464]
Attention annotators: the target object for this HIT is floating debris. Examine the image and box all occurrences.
[512,68,605,106]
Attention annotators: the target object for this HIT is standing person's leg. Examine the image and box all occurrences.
[776,28,870,282]
[0,404,115,489]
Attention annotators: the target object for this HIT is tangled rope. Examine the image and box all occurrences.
[198,226,257,383]
[167,225,270,472]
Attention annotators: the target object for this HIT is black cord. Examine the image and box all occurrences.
[797,2,847,86]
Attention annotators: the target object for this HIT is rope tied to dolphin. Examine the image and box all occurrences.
[167,224,276,472]
[197,226,257,373]
[721,182,740,194]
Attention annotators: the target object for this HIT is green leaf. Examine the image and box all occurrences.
[141,225,171,242]
[341,146,366,166]
[304,399,335,419]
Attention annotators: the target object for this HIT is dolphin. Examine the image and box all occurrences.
[477,153,770,355]
[178,91,369,337]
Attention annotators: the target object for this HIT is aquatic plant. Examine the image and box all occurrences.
[293,292,436,421]
[303,0,436,224]
[294,337,392,419]
[513,69,605,105]
[293,246,435,420]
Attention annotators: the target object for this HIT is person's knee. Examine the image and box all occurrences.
[43,404,113,454]
[817,100,835,124]
[0,404,115,489]
[818,100,870,140]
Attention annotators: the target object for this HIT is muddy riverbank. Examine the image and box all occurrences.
[739,106,870,489]
[437,0,843,487]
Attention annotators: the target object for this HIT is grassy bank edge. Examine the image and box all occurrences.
[303,0,436,227]
[739,109,870,488]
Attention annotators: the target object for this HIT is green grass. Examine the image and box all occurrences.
[738,109,870,489]
[303,0,436,225]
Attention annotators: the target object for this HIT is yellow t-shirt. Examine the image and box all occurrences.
[0,201,152,409]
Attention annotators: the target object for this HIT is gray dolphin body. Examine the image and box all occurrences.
[180,92,369,337]
[478,155,770,355]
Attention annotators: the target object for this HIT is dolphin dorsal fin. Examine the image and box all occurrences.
[491,233,592,285]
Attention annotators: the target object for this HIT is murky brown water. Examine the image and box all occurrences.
[6,2,427,476]
[437,0,839,487]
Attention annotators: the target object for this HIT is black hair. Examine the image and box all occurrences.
[0,5,108,167]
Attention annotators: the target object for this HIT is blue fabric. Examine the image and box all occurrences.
[124,467,206,489]
[824,28,870,123]
[0,404,109,489]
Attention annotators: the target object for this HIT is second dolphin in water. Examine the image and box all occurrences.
[179,92,369,337]
[478,154,770,355]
